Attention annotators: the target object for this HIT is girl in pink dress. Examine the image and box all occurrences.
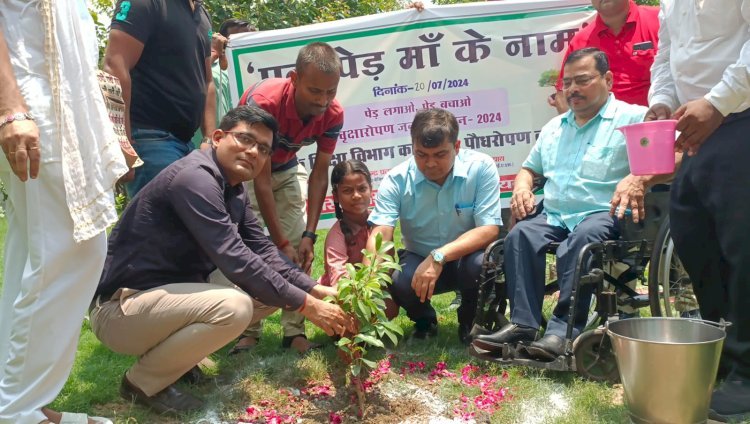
[319,160,372,286]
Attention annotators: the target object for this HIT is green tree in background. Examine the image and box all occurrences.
[87,0,403,55]
[89,0,660,51]
[203,0,402,31]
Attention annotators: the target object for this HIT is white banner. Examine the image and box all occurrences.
[228,0,595,228]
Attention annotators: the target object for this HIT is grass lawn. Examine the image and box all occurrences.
[0,219,632,423]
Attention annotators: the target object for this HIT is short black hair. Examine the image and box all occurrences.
[410,108,459,148]
[564,47,610,75]
[219,105,279,149]
[295,42,342,76]
[219,19,257,37]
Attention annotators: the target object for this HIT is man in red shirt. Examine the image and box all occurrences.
[549,0,659,113]
[235,42,344,353]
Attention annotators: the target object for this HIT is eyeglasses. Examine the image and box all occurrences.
[225,131,272,157]
[562,74,601,89]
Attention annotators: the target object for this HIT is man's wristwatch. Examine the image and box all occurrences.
[0,112,34,130]
[302,230,318,243]
[430,249,446,266]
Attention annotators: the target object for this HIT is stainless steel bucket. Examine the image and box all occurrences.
[606,318,728,424]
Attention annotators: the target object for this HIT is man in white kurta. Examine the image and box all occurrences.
[0,0,127,423]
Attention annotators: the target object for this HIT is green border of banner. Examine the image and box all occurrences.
[230,5,593,93]
[317,190,539,220]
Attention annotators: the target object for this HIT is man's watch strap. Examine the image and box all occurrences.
[0,112,34,130]
[302,230,318,243]
[430,249,446,265]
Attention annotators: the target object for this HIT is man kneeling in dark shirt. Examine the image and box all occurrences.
[90,106,355,414]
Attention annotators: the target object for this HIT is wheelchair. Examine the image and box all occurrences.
[468,189,700,383]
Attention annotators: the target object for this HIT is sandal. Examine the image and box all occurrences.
[59,412,113,424]
[228,335,259,355]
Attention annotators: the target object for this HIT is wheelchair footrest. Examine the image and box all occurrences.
[468,342,519,362]
[468,343,574,372]
[620,294,650,309]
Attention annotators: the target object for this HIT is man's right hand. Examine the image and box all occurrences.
[510,188,536,220]
[300,296,356,336]
[211,33,228,70]
[0,119,41,182]
[644,103,672,122]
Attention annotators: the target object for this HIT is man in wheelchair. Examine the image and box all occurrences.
[473,48,672,361]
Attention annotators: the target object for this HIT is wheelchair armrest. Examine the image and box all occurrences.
[617,190,670,242]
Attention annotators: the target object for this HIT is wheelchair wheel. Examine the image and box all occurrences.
[648,216,700,317]
[573,327,620,383]
[473,239,509,333]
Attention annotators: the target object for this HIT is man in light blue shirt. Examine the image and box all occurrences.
[474,48,667,360]
[367,108,502,345]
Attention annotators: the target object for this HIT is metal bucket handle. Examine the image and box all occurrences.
[686,318,732,331]
[605,318,732,333]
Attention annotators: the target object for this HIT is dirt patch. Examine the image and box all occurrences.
[611,384,624,406]
[518,390,570,424]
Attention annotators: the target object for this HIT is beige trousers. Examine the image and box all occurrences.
[245,164,308,338]
[90,281,275,396]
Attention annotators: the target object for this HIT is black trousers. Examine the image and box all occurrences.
[390,249,483,329]
[670,111,750,377]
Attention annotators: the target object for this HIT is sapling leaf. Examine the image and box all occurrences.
[382,320,404,335]
[361,358,377,368]
[355,334,384,348]
[383,329,398,346]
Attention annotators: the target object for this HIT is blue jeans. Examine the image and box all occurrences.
[125,129,194,198]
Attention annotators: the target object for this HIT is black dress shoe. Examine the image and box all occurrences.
[709,372,750,422]
[458,324,472,346]
[472,323,538,352]
[120,374,204,415]
[178,366,204,385]
[525,334,566,361]
[412,321,438,340]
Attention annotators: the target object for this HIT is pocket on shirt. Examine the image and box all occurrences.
[454,201,475,226]
[630,49,656,81]
[581,146,616,181]
[696,2,740,39]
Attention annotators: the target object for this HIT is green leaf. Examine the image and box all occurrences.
[355,301,372,321]
[355,334,384,348]
[383,328,398,346]
[352,364,361,376]
[382,320,404,335]
[361,358,377,368]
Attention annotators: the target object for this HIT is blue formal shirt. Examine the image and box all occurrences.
[369,149,503,257]
[523,95,647,230]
